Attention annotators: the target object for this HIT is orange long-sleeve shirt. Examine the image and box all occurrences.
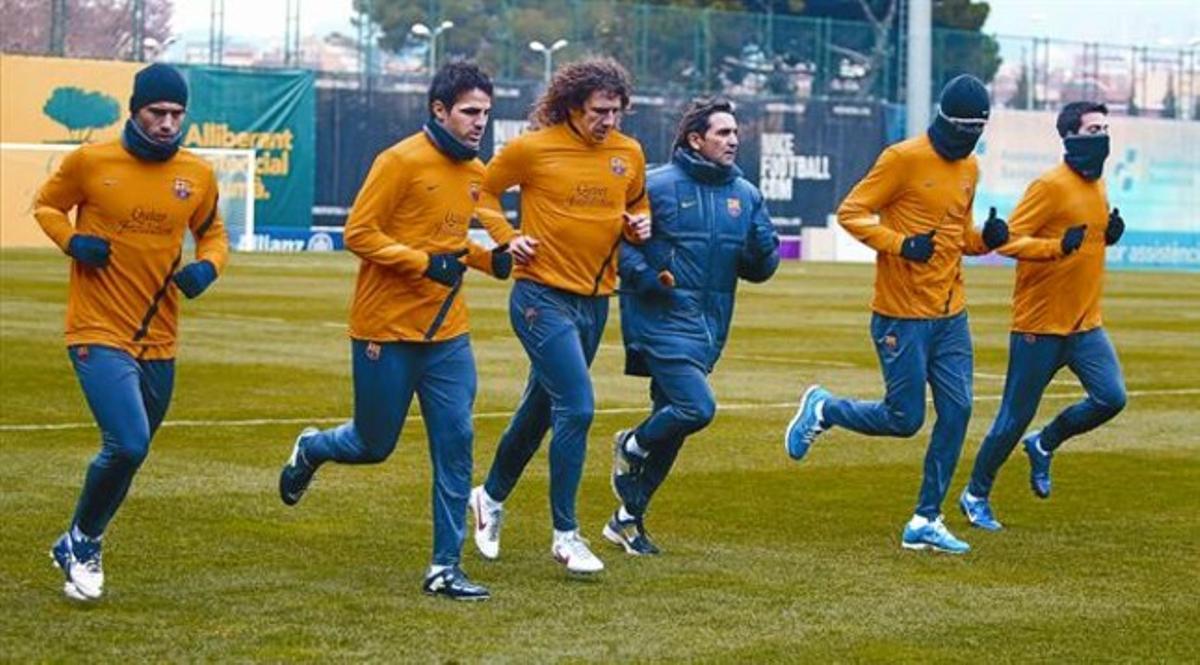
[479,122,650,296]
[344,131,509,342]
[997,163,1109,335]
[837,134,990,319]
[34,140,228,360]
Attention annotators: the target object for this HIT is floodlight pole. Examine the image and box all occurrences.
[905,0,931,138]
[529,39,568,84]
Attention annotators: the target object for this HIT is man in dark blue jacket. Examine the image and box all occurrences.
[606,98,780,555]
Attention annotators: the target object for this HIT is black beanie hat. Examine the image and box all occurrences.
[129,63,189,113]
[938,74,990,120]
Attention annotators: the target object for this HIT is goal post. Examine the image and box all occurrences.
[0,142,256,251]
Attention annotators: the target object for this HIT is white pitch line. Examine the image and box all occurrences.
[2,388,1197,433]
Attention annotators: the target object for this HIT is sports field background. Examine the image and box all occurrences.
[1,250,1197,661]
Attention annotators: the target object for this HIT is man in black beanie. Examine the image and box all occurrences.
[35,62,228,601]
[785,74,1008,555]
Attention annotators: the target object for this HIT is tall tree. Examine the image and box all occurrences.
[0,0,173,60]
[931,0,1001,89]
[1161,74,1177,119]
[1011,65,1030,110]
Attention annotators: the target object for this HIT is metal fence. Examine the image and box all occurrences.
[4,0,1197,118]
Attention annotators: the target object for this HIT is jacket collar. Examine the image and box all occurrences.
[673,147,740,185]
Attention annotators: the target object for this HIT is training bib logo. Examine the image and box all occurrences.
[469,181,481,202]
[610,156,628,176]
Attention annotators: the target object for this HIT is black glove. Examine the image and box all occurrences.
[982,206,1009,249]
[424,249,468,286]
[1105,207,1124,246]
[491,245,513,280]
[67,234,111,269]
[173,260,218,299]
[900,230,936,263]
[1061,224,1086,255]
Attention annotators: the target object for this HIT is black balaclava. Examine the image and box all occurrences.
[927,74,990,161]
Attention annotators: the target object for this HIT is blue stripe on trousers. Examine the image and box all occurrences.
[822,312,974,520]
[483,279,608,532]
[303,335,477,567]
[968,327,1126,497]
[68,345,175,538]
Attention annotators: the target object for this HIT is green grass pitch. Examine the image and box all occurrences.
[2,249,1197,661]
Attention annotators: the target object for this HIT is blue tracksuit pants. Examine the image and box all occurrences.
[822,312,974,520]
[303,336,476,567]
[968,327,1126,497]
[483,279,609,532]
[625,357,716,517]
[68,344,175,539]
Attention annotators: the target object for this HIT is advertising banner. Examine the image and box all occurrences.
[975,109,1200,271]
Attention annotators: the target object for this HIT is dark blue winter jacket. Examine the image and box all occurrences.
[619,148,780,376]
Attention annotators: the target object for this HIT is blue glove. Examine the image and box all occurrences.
[424,249,468,287]
[173,260,218,299]
[491,245,513,280]
[900,230,936,263]
[630,267,672,299]
[1105,208,1124,246]
[982,206,1009,249]
[67,234,110,269]
[749,222,780,257]
[1061,225,1086,255]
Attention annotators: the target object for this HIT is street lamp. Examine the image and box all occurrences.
[411,20,454,74]
[529,38,568,84]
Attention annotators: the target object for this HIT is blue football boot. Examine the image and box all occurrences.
[279,427,319,506]
[611,429,644,506]
[901,516,971,554]
[785,385,830,461]
[958,489,1003,531]
[422,566,490,602]
[602,509,661,556]
[1023,430,1053,499]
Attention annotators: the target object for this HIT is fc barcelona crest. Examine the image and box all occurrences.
[610,157,628,176]
[469,181,481,202]
[726,197,742,218]
[172,178,193,200]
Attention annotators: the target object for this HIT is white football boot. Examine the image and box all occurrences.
[551,530,604,575]
[469,485,504,560]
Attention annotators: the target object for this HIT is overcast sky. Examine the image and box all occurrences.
[170,0,1200,49]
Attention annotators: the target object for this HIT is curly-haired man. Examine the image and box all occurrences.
[468,57,652,575]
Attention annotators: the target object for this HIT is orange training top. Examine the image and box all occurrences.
[837,134,990,319]
[478,122,649,296]
[34,140,229,360]
[997,162,1110,335]
[343,131,510,342]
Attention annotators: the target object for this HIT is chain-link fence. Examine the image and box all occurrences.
[3,0,1196,118]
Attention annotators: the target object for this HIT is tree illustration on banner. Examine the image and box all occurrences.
[43,87,121,143]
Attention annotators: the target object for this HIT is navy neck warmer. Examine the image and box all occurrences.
[673,147,740,186]
[423,118,478,161]
[1063,134,1109,181]
[121,117,181,162]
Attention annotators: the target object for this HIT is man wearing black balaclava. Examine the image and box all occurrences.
[784,74,1009,556]
[960,101,1127,532]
